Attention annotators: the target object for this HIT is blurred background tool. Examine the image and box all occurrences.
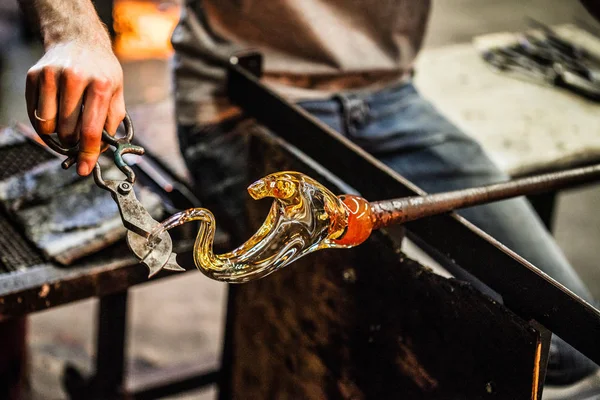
[479,19,600,101]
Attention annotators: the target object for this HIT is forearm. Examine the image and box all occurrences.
[17,0,110,49]
[20,0,125,176]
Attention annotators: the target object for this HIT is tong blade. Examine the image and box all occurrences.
[100,177,185,276]
[127,230,176,276]
[162,253,186,272]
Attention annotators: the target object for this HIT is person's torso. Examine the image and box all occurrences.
[171,0,431,124]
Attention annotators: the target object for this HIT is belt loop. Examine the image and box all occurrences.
[334,93,370,136]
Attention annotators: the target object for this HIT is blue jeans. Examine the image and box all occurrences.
[300,82,595,304]
[178,81,597,384]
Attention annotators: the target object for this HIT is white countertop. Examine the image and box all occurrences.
[414,25,600,176]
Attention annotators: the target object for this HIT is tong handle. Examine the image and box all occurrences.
[37,113,144,183]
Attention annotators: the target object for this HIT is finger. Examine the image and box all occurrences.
[36,66,60,134]
[25,68,40,129]
[57,69,86,146]
[105,88,126,136]
[78,79,112,176]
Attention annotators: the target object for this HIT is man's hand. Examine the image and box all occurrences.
[18,0,125,176]
[26,41,125,176]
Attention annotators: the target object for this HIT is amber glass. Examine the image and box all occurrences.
[147,172,372,282]
[332,195,373,246]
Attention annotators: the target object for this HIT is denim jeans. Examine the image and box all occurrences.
[178,81,597,384]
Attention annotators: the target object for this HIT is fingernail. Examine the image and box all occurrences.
[77,162,90,176]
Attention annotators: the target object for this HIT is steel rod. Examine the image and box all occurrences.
[371,163,600,229]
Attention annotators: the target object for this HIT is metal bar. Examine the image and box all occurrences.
[530,320,552,400]
[369,164,600,229]
[0,234,228,317]
[0,258,185,318]
[217,286,237,400]
[226,52,600,364]
[94,291,128,398]
[128,362,219,400]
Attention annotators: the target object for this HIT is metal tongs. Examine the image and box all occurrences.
[481,19,600,101]
[38,113,185,277]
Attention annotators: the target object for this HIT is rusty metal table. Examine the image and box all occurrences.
[0,144,222,399]
[0,229,226,399]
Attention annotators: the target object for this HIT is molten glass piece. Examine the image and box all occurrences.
[147,171,373,283]
[333,195,374,247]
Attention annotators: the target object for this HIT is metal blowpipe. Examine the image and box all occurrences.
[370,163,600,229]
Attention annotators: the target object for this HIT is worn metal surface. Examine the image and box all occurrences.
[226,53,600,365]
[12,177,162,265]
[370,162,600,229]
[0,209,43,272]
[226,129,546,399]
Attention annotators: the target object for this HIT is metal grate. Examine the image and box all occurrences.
[0,141,51,271]
[0,210,44,272]
[0,142,55,181]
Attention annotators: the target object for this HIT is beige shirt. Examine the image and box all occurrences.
[171,0,431,125]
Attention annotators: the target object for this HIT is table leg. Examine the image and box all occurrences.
[95,291,128,397]
[63,291,128,400]
[0,317,28,400]
[217,286,236,400]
